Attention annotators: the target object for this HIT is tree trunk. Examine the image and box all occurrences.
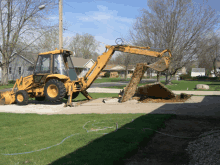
[1,58,9,85]
[157,71,160,82]
[165,74,172,85]
[124,67,128,80]
[165,70,169,83]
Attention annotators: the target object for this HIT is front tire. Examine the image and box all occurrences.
[44,79,66,103]
[15,90,29,105]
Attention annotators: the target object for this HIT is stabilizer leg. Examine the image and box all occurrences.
[81,90,93,100]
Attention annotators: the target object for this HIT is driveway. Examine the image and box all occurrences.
[0,95,220,118]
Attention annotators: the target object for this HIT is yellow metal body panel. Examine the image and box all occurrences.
[39,49,73,55]
[46,74,70,80]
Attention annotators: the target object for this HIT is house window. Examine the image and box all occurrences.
[9,67,11,74]
[18,67,21,74]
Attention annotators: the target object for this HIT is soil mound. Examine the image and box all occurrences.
[133,93,192,103]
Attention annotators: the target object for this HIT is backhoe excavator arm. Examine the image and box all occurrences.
[78,45,172,91]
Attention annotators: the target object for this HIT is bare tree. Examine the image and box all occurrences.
[0,0,56,85]
[68,33,100,59]
[196,31,220,77]
[114,52,134,79]
[36,25,59,52]
[129,0,219,84]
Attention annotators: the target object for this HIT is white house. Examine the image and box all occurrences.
[191,68,205,77]
[0,52,38,82]
[71,57,95,78]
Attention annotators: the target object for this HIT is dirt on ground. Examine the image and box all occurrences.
[123,115,220,165]
[74,99,93,106]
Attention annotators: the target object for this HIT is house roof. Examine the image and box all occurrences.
[192,68,205,72]
[71,57,93,68]
[8,52,38,65]
[103,64,118,70]
[121,65,136,70]
[19,52,38,64]
[104,64,136,70]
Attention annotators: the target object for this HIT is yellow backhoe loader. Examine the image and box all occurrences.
[0,44,172,106]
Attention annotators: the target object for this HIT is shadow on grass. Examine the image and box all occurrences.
[48,95,220,165]
[48,114,175,165]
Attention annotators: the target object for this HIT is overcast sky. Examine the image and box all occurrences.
[48,0,220,57]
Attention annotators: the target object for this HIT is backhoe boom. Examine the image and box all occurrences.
[79,45,172,91]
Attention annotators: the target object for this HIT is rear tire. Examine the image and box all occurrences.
[44,79,66,103]
[15,90,29,105]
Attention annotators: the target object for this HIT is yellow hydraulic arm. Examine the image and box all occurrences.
[78,45,172,91]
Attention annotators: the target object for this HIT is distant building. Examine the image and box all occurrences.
[0,52,38,81]
[71,57,95,78]
[191,68,205,77]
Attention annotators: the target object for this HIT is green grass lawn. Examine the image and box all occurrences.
[93,76,166,83]
[0,111,175,165]
[101,80,220,91]
[93,77,131,83]
[0,83,14,90]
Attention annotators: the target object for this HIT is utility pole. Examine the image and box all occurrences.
[59,0,63,49]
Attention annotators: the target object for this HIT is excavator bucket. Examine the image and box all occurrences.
[0,91,16,105]
[147,57,169,72]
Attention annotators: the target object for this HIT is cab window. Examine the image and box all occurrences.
[34,55,51,73]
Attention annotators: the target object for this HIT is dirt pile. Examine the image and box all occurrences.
[135,93,192,103]
[134,82,176,99]
[133,83,191,103]
[119,81,192,103]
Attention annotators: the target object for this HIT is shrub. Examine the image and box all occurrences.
[179,74,191,80]
[8,80,16,84]
[104,72,110,78]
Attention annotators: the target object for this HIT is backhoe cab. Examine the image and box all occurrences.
[33,49,77,81]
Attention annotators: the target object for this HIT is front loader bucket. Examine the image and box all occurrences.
[0,91,16,105]
[147,57,169,72]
